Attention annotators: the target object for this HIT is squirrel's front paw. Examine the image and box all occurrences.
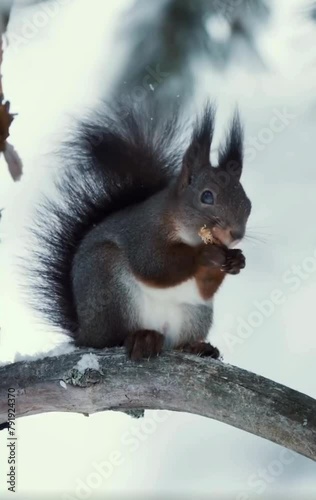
[222,248,245,275]
[198,245,226,268]
[125,330,164,361]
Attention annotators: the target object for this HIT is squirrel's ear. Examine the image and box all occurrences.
[178,104,215,188]
[218,110,244,181]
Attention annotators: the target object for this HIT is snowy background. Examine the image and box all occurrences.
[0,0,316,498]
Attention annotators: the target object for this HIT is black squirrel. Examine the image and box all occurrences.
[28,101,251,361]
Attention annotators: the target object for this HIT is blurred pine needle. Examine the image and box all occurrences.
[115,0,270,104]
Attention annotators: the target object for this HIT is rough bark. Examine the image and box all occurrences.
[0,348,315,461]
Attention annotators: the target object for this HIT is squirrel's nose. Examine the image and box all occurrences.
[230,229,244,242]
[212,226,232,247]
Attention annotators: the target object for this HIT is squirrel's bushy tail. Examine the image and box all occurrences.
[28,101,182,334]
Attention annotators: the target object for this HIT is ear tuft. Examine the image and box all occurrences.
[219,110,244,180]
[183,102,216,168]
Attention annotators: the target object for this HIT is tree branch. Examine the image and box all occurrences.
[0,348,315,461]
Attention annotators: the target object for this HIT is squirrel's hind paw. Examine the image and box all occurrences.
[177,341,221,359]
[125,330,164,362]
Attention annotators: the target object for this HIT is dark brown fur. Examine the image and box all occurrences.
[135,241,227,300]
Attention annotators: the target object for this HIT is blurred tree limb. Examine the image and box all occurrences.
[0,348,315,462]
[115,0,270,104]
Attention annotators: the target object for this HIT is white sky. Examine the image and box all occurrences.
[0,0,316,498]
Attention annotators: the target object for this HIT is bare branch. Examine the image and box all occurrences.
[0,348,315,461]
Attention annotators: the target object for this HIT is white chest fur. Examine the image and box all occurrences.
[134,278,212,347]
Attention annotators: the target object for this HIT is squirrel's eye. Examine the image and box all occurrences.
[201,190,214,205]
